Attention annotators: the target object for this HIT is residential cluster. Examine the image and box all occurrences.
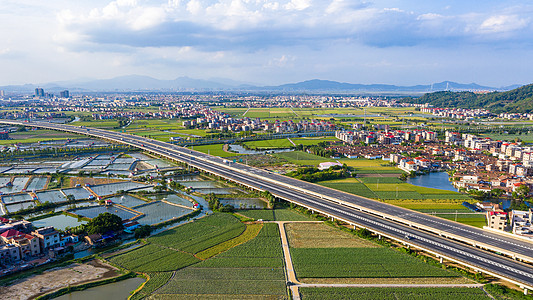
[420,107,492,119]
[0,217,74,273]
[188,117,337,134]
[334,129,533,197]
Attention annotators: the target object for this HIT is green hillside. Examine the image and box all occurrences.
[402,84,533,113]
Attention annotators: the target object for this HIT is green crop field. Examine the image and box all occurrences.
[273,151,331,166]
[189,143,242,157]
[71,120,120,128]
[196,223,263,259]
[480,132,533,143]
[299,287,490,300]
[286,223,378,248]
[436,213,487,228]
[385,200,472,211]
[358,177,403,184]
[291,136,339,146]
[148,213,246,254]
[319,182,377,199]
[243,138,293,149]
[108,244,200,272]
[236,208,312,221]
[154,223,287,299]
[319,177,470,201]
[130,272,173,300]
[1,130,81,145]
[291,248,458,278]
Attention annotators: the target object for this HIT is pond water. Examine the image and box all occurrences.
[144,159,174,168]
[195,188,239,195]
[406,172,458,192]
[228,144,293,155]
[62,188,93,200]
[26,177,48,191]
[32,214,87,230]
[107,195,147,208]
[134,201,193,225]
[2,193,34,204]
[72,205,139,220]
[36,190,67,204]
[55,277,145,300]
[176,181,223,189]
[90,182,151,197]
[24,201,99,219]
[219,198,266,209]
[0,177,11,187]
[147,194,194,208]
[0,177,30,194]
[5,201,36,213]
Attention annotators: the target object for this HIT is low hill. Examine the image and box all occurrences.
[402,84,533,113]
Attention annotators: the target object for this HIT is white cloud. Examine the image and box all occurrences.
[268,54,295,67]
[284,0,311,11]
[186,0,202,14]
[480,15,529,33]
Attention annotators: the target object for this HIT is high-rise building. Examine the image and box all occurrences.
[0,90,4,97]
[60,90,69,98]
[35,88,44,97]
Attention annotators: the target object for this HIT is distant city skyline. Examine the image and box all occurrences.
[2,1,533,87]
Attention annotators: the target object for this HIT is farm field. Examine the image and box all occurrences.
[273,151,331,166]
[243,138,293,149]
[148,213,246,254]
[236,207,313,221]
[190,144,242,157]
[480,132,533,143]
[290,247,459,279]
[319,177,470,201]
[196,223,263,259]
[107,244,200,272]
[285,222,378,248]
[130,272,173,300]
[243,136,338,150]
[299,287,490,300]
[70,120,120,129]
[318,177,477,226]
[152,223,287,299]
[1,130,81,145]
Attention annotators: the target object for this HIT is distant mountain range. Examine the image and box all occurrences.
[0,75,523,94]
[402,83,533,113]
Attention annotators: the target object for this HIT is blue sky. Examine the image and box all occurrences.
[1,0,533,86]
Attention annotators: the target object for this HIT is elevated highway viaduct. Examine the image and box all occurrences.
[3,120,533,292]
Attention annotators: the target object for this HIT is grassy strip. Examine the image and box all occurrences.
[196,223,263,259]
[484,283,533,300]
[35,272,138,300]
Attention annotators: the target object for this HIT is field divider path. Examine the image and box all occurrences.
[287,138,296,146]
[276,221,304,300]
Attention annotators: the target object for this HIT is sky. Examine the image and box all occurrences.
[1,0,533,87]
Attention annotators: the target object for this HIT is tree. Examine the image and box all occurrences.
[86,212,124,234]
[515,184,530,200]
[491,188,505,199]
[134,225,152,239]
